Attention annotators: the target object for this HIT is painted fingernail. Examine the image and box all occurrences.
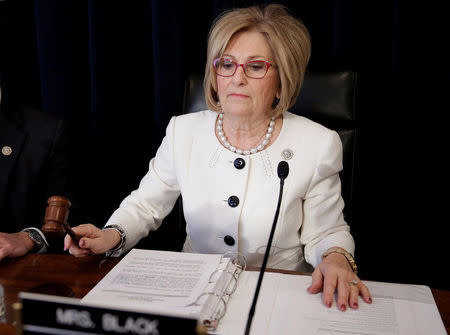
[326,301,332,308]
[353,302,358,309]
[340,304,346,311]
[368,297,373,303]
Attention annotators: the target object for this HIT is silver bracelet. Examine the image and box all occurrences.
[102,225,126,252]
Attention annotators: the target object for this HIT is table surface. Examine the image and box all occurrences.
[1,254,449,334]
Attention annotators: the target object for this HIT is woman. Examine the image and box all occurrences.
[65,4,371,310]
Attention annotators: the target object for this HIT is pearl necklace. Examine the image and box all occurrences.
[216,112,275,155]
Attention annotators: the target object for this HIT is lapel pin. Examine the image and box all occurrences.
[1,146,12,156]
[281,148,293,160]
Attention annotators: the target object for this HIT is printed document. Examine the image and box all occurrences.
[213,271,447,335]
[81,249,446,334]
[81,249,227,318]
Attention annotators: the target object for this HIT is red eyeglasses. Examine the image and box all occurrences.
[213,58,274,79]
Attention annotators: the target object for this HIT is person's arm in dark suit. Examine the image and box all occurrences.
[0,103,73,260]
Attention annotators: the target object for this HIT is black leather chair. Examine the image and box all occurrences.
[183,70,358,225]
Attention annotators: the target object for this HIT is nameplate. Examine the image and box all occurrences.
[19,292,198,335]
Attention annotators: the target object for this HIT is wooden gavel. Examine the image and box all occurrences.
[42,196,80,244]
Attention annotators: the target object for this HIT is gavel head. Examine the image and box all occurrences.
[42,196,72,239]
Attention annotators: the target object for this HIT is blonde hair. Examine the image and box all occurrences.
[204,4,311,117]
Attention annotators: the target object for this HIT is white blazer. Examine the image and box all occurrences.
[105,110,354,271]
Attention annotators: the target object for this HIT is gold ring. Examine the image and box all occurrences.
[349,279,359,286]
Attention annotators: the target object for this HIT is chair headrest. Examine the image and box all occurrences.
[183,70,357,130]
[293,71,356,128]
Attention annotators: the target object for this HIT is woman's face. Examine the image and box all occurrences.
[216,30,280,119]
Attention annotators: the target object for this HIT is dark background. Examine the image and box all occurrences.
[1,1,447,290]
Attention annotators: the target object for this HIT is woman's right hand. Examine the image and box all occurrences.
[63,223,121,257]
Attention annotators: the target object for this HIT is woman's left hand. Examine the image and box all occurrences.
[307,250,372,310]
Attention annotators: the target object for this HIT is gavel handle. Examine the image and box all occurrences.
[63,223,80,245]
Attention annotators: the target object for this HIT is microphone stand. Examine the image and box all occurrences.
[244,161,289,335]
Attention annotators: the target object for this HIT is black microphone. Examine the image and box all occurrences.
[244,161,289,335]
[277,160,289,180]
